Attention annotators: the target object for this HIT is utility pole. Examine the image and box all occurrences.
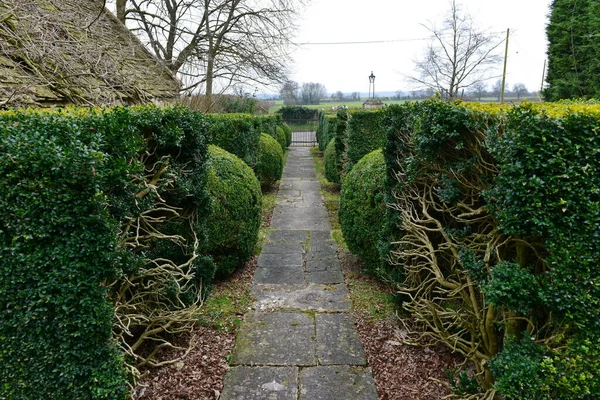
[540,59,547,95]
[500,28,510,104]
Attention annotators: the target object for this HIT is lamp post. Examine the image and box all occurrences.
[369,71,375,99]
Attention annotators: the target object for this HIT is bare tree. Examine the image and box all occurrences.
[300,82,326,105]
[280,80,299,105]
[471,80,487,101]
[110,0,304,111]
[492,78,505,102]
[410,0,503,100]
[512,83,528,100]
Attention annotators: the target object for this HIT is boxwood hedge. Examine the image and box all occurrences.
[205,114,260,167]
[255,133,284,187]
[0,109,138,399]
[376,100,600,398]
[202,145,262,277]
[339,149,387,273]
[345,110,385,172]
[324,138,340,184]
[0,105,215,398]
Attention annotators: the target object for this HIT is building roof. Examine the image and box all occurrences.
[0,0,180,108]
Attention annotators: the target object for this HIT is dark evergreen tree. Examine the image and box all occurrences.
[545,0,600,100]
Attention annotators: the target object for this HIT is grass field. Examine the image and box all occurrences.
[268,96,542,114]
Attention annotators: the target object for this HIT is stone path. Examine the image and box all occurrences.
[220,147,379,400]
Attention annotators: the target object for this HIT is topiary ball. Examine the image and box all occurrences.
[255,133,284,187]
[203,145,262,277]
[339,149,386,273]
[324,138,340,184]
[281,123,293,147]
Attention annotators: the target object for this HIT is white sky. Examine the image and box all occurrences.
[288,0,553,94]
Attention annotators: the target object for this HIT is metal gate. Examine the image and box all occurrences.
[287,118,318,147]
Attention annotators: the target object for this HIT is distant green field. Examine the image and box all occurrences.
[269,96,541,114]
[269,99,407,113]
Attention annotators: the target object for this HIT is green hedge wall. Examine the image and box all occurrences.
[0,105,215,398]
[345,110,386,172]
[324,138,340,184]
[376,100,600,398]
[317,112,339,151]
[202,145,262,277]
[0,109,137,399]
[205,114,260,167]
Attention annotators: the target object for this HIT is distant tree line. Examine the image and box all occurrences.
[280,81,327,105]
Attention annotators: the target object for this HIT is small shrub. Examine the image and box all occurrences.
[255,133,284,186]
[339,149,387,273]
[203,145,262,277]
[324,138,340,184]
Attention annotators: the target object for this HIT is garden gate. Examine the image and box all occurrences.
[288,117,317,147]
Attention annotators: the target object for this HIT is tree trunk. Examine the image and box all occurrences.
[116,0,127,24]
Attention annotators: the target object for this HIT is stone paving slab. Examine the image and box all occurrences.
[306,269,345,284]
[220,367,298,400]
[308,239,337,253]
[251,284,350,312]
[306,259,341,273]
[316,314,367,365]
[231,312,316,366]
[267,230,308,243]
[261,243,305,254]
[271,216,331,231]
[309,231,333,242]
[254,267,305,285]
[257,252,303,268]
[299,366,379,400]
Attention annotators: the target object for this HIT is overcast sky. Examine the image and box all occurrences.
[288,0,553,94]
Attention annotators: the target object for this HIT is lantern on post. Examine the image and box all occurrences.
[368,71,376,99]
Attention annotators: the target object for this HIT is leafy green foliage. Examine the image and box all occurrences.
[545,0,600,100]
[316,112,338,151]
[489,334,549,400]
[345,110,386,172]
[205,114,260,167]
[203,145,262,277]
[0,110,136,399]
[324,138,340,184]
[281,123,292,147]
[339,149,387,273]
[380,100,600,398]
[0,105,218,397]
[255,133,284,187]
[273,126,287,150]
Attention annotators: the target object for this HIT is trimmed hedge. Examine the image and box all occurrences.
[256,133,284,186]
[324,138,340,184]
[273,126,287,150]
[0,105,216,398]
[205,114,260,167]
[282,123,292,147]
[377,100,600,398]
[0,109,138,399]
[317,112,339,151]
[345,110,385,172]
[203,145,262,277]
[339,149,386,273]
